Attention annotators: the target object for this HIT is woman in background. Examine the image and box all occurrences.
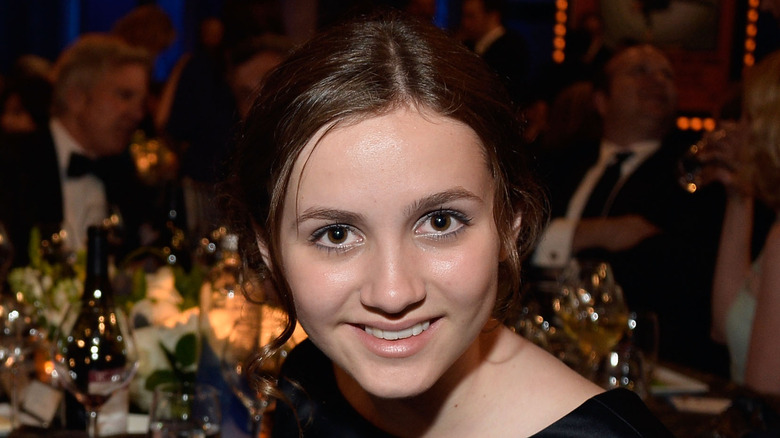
[709,50,780,394]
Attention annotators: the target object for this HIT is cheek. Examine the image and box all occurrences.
[283,253,357,331]
[434,243,500,306]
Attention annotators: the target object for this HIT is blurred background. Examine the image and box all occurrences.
[0,0,778,126]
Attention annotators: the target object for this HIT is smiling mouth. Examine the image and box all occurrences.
[364,320,431,341]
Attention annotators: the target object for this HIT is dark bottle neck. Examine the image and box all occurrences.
[86,226,110,279]
[84,226,114,306]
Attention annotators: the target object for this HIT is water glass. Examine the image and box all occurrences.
[597,341,649,400]
[148,383,222,438]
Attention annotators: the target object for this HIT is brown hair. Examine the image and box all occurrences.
[743,50,780,210]
[228,10,545,356]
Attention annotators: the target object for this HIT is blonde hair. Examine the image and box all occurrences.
[743,50,780,210]
[50,33,151,116]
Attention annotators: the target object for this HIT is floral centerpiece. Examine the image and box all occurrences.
[6,228,208,412]
[123,263,205,411]
[7,227,84,333]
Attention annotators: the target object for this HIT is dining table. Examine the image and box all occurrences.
[4,363,779,438]
[645,362,780,437]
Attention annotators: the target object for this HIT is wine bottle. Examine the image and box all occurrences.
[59,225,135,432]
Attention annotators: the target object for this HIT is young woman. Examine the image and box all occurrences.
[708,50,780,394]
[228,12,671,437]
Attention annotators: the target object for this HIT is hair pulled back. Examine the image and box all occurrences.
[229,10,546,355]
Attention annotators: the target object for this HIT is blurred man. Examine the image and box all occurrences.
[460,0,530,106]
[0,34,155,265]
[531,45,727,375]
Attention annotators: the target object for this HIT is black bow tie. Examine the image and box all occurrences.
[67,153,102,179]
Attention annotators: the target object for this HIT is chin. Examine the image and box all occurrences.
[339,362,439,401]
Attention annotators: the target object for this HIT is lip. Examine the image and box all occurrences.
[352,317,440,359]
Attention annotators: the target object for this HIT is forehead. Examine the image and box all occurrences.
[610,47,673,75]
[286,107,491,207]
[91,63,148,89]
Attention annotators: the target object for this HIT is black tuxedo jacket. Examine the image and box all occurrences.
[0,129,157,266]
[481,31,531,105]
[533,131,730,375]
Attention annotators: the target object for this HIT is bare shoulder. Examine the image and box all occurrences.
[482,328,603,435]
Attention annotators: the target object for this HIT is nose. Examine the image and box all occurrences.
[360,241,426,315]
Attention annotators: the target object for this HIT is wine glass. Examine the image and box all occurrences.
[148,383,221,437]
[51,297,139,437]
[0,294,44,430]
[220,302,291,438]
[556,259,630,379]
[677,121,745,194]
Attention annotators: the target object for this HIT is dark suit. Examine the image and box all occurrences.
[0,128,157,267]
[533,131,730,376]
[470,30,531,107]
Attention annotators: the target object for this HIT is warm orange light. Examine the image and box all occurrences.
[703,118,716,131]
[677,117,690,130]
[745,39,756,51]
[556,11,567,22]
[744,53,755,67]
[554,37,566,49]
[747,23,757,37]
[555,24,566,36]
[690,117,703,131]
[748,10,759,22]
[556,0,568,9]
[553,50,565,63]
[748,0,760,7]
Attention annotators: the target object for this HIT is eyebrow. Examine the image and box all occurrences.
[295,187,485,227]
[406,187,484,216]
[296,208,364,226]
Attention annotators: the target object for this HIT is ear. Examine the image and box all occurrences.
[256,235,273,272]
[62,85,88,116]
[499,214,523,262]
[512,214,523,241]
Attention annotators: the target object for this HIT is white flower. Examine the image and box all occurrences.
[145,266,183,305]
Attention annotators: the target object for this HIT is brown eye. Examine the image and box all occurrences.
[430,214,451,232]
[327,227,348,244]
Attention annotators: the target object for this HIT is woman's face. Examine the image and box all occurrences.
[277,107,502,399]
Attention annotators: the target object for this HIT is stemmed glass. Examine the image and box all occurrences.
[221,303,288,438]
[51,295,139,437]
[0,294,44,430]
[556,259,630,379]
[677,121,745,194]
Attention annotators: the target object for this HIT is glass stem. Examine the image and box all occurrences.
[87,409,99,438]
[10,361,19,430]
[251,412,263,438]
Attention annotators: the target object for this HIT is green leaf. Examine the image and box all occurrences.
[27,227,41,269]
[175,332,199,368]
[172,265,207,310]
[131,267,147,301]
[144,369,178,391]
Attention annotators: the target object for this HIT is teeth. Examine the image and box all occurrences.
[365,321,430,341]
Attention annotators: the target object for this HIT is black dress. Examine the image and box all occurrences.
[271,339,674,437]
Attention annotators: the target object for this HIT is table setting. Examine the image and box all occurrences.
[0,223,305,437]
[2,218,780,437]
[514,258,780,437]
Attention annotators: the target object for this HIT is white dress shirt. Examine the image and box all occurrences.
[51,118,108,250]
[532,139,661,268]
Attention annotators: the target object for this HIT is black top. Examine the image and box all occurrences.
[272,339,674,437]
